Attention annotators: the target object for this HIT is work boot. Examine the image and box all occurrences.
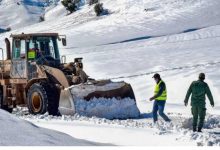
[193,126,197,132]
[198,127,202,132]
[165,119,171,122]
[153,121,159,128]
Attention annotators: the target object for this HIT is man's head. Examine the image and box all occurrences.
[199,73,205,81]
[152,73,161,83]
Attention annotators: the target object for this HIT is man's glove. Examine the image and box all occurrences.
[150,96,156,101]
[149,97,154,101]
[211,103,214,107]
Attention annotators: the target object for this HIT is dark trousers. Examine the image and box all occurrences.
[152,100,170,122]
[191,106,206,129]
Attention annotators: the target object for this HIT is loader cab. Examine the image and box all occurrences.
[10,33,64,79]
[26,36,61,65]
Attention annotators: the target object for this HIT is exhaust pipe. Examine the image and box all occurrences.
[5,38,11,60]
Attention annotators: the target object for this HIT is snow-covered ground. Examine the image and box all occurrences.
[1,0,220,146]
[13,108,220,146]
[0,109,106,146]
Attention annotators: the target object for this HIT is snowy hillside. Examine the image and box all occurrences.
[2,0,220,45]
[0,0,59,30]
[2,0,218,109]
[0,0,220,146]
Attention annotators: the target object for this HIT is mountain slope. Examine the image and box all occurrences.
[0,0,58,30]
[2,0,220,46]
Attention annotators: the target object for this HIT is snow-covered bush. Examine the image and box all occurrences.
[94,3,108,16]
[89,0,98,5]
[39,15,45,22]
[61,0,80,13]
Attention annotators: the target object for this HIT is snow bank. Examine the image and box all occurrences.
[0,109,103,146]
[75,97,140,119]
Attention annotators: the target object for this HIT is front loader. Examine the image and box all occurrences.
[0,33,139,118]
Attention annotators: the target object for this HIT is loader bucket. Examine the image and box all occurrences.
[59,89,76,115]
[58,80,140,119]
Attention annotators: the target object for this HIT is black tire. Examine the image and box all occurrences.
[27,82,60,115]
[0,85,13,113]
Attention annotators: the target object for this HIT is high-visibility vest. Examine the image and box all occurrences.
[28,49,36,59]
[154,80,167,101]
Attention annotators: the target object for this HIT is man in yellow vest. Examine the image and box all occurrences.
[150,73,171,123]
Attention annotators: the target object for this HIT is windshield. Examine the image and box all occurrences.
[27,36,60,60]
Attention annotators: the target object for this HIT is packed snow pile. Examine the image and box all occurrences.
[74,97,140,119]
[59,81,140,119]
[0,109,104,146]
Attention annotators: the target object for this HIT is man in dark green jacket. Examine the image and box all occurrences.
[184,73,214,132]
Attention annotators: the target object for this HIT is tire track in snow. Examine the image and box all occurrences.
[109,61,220,80]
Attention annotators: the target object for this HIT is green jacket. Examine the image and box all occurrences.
[184,80,214,107]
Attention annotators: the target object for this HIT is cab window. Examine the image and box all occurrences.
[13,39,26,59]
[26,36,60,60]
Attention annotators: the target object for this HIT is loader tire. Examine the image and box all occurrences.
[27,82,60,115]
[0,85,13,113]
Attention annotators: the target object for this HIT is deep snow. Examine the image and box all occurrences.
[1,0,220,146]
[13,108,220,146]
[0,109,106,146]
